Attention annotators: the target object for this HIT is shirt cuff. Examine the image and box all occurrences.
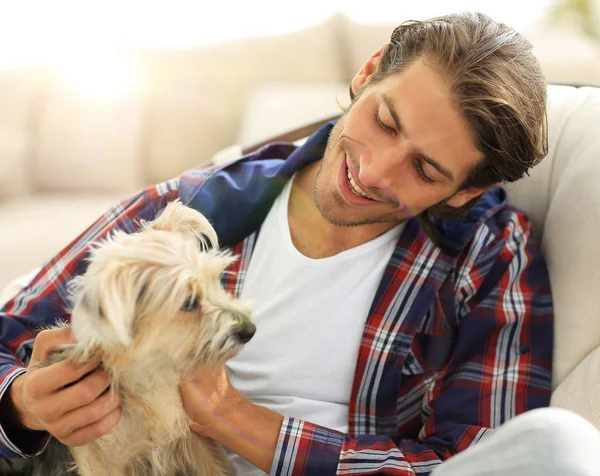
[0,366,49,458]
[270,417,344,476]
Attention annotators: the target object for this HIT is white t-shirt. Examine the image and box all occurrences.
[225,177,405,475]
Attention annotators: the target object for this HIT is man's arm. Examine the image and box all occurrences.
[0,179,180,458]
[183,209,554,475]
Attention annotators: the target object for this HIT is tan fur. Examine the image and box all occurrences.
[49,201,254,476]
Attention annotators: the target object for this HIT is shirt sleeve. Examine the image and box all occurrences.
[270,210,554,475]
[0,179,180,458]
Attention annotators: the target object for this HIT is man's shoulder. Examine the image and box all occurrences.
[177,143,304,247]
[181,143,299,188]
[486,201,535,244]
[463,200,539,265]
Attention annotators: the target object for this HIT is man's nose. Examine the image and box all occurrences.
[357,147,407,189]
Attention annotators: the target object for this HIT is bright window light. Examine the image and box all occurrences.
[0,0,556,73]
[49,48,137,101]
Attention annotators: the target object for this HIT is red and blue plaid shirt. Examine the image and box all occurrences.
[0,123,553,474]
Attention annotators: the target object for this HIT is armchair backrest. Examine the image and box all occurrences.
[509,85,600,388]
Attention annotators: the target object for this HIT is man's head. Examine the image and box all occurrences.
[314,12,548,226]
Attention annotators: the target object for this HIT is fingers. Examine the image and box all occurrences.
[29,360,101,395]
[41,368,111,418]
[19,327,122,446]
[30,328,77,364]
[58,403,122,447]
[52,390,121,445]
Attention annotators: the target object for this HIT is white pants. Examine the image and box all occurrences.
[432,407,600,476]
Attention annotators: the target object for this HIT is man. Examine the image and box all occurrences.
[0,11,573,475]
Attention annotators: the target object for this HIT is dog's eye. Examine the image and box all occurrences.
[181,297,199,312]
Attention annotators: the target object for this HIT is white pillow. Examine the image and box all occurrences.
[0,70,39,198]
[0,127,30,198]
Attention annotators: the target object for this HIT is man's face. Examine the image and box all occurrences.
[314,57,484,227]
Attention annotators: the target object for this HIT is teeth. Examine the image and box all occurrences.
[347,169,369,198]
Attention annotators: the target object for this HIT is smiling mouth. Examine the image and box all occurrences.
[346,167,371,199]
[344,156,379,202]
[342,159,404,209]
[337,143,406,210]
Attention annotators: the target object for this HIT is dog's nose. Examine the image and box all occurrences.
[235,323,256,344]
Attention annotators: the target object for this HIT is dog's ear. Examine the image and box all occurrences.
[144,200,218,250]
[69,264,139,349]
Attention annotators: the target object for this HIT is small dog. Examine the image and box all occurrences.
[25,201,255,476]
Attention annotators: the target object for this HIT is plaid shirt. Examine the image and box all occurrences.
[0,123,553,475]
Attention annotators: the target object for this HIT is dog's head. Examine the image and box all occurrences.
[68,201,254,370]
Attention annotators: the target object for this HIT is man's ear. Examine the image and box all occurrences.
[350,45,387,98]
[445,186,489,208]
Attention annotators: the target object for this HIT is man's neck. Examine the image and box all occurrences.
[287,162,397,259]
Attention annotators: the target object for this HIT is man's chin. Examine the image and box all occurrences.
[315,197,408,228]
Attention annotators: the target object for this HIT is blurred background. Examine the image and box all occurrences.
[0,0,599,290]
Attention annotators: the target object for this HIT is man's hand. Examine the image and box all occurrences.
[181,366,283,473]
[7,327,121,447]
[180,365,238,439]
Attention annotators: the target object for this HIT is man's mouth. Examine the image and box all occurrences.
[346,167,370,199]
[336,148,406,210]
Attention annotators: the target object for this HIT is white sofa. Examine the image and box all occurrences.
[0,15,599,430]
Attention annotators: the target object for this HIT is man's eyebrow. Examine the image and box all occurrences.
[381,93,455,183]
[381,93,401,132]
[422,156,455,182]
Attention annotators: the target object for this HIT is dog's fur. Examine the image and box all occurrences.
[23,201,254,476]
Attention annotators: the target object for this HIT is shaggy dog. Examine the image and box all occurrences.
[15,201,255,476]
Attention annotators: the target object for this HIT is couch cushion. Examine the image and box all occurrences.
[144,17,346,184]
[0,69,41,198]
[0,194,127,291]
[338,19,395,78]
[0,127,30,198]
[32,76,144,194]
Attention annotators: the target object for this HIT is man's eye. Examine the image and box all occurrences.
[374,112,395,135]
[415,160,436,184]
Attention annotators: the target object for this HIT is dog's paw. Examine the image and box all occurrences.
[36,343,99,373]
[34,343,79,369]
